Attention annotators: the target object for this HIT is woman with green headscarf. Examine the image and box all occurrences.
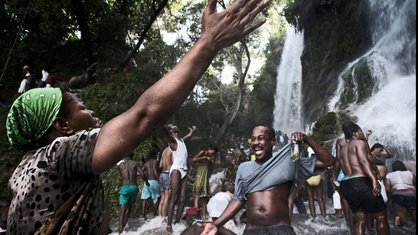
[4,1,270,233]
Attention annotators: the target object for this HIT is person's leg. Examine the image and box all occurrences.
[410,208,416,224]
[341,196,353,232]
[315,181,326,218]
[167,170,181,233]
[201,197,208,220]
[394,206,408,226]
[353,211,367,235]
[194,196,200,209]
[142,198,148,219]
[163,190,171,217]
[175,177,188,223]
[306,185,316,219]
[119,204,127,234]
[373,210,390,235]
[153,197,161,216]
[158,192,165,216]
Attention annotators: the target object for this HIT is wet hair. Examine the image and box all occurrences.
[391,160,407,172]
[342,121,361,140]
[370,143,384,151]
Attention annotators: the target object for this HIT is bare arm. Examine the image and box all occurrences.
[383,145,394,158]
[292,132,336,167]
[356,141,380,195]
[92,0,270,174]
[332,138,343,181]
[192,150,207,163]
[182,127,194,141]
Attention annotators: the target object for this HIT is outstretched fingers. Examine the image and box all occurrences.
[241,0,270,35]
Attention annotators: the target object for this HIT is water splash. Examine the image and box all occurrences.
[327,0,416,159]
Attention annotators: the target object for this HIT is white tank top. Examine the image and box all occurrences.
[169,138,188,179]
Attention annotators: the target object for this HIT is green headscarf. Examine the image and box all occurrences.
[6,88,63,146]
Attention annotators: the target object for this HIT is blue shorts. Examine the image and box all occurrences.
[141,180,161,200]
[119,185,139,205]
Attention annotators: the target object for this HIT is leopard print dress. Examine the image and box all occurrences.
[7,128,104,234]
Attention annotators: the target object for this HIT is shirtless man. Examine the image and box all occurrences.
[338,121,390,235]
[117,153,141,235]
[201,126,335,235]
[158,146,173,218]
[140,150,161,219]
[166,124,195,233]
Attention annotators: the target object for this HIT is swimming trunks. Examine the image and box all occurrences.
[141,180,161,200]
[340,177,386,213]
[159,171,170,191]
[119,185,139,205]
[243,225,296,235]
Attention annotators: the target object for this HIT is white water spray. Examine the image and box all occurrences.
[328,0,416,159]
[273,25,305,135]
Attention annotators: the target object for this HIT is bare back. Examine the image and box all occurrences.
[118,159,139,186]
[143,159,159,180]
[340,139,374,178]
[160,147,173,172]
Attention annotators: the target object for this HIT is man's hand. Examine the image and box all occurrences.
[372,179,381,196]
[199,222,218,235]
[200,0,270,51]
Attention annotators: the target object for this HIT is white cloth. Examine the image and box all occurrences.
[18,78,29,93]
[169,138,188,179]
[386,170,415,190]
[41,69,49,82]
[378,179,388,202]
[207,192,232,218]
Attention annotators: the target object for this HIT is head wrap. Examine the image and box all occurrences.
[6,88,63,145]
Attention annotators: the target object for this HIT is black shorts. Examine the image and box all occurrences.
[391,193,416,209]
[340,177,386,213]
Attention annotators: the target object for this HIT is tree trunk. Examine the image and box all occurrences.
[71,0,95,83]
[216,41,251,143]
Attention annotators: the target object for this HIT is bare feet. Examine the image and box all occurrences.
[166,225,173,234]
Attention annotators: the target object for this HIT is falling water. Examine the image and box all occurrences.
[328,0,416,160]
[273,25,305,135]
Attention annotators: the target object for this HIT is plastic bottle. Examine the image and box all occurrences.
[332,190,341,209]
[290,139,301,162]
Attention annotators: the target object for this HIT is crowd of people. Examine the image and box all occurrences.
[111,121,415,235]
[2,0,415,235]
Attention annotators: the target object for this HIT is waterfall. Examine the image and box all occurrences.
[328,0,416,159]
[273,25,305,136]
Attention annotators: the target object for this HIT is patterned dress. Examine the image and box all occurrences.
[7,128,106,234]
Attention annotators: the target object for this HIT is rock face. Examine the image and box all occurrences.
[288,0,372,124]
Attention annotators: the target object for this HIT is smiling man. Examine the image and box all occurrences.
[201,126,335,235]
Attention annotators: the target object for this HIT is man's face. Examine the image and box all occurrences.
[170,125,179,136]
[251,126,275,161]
